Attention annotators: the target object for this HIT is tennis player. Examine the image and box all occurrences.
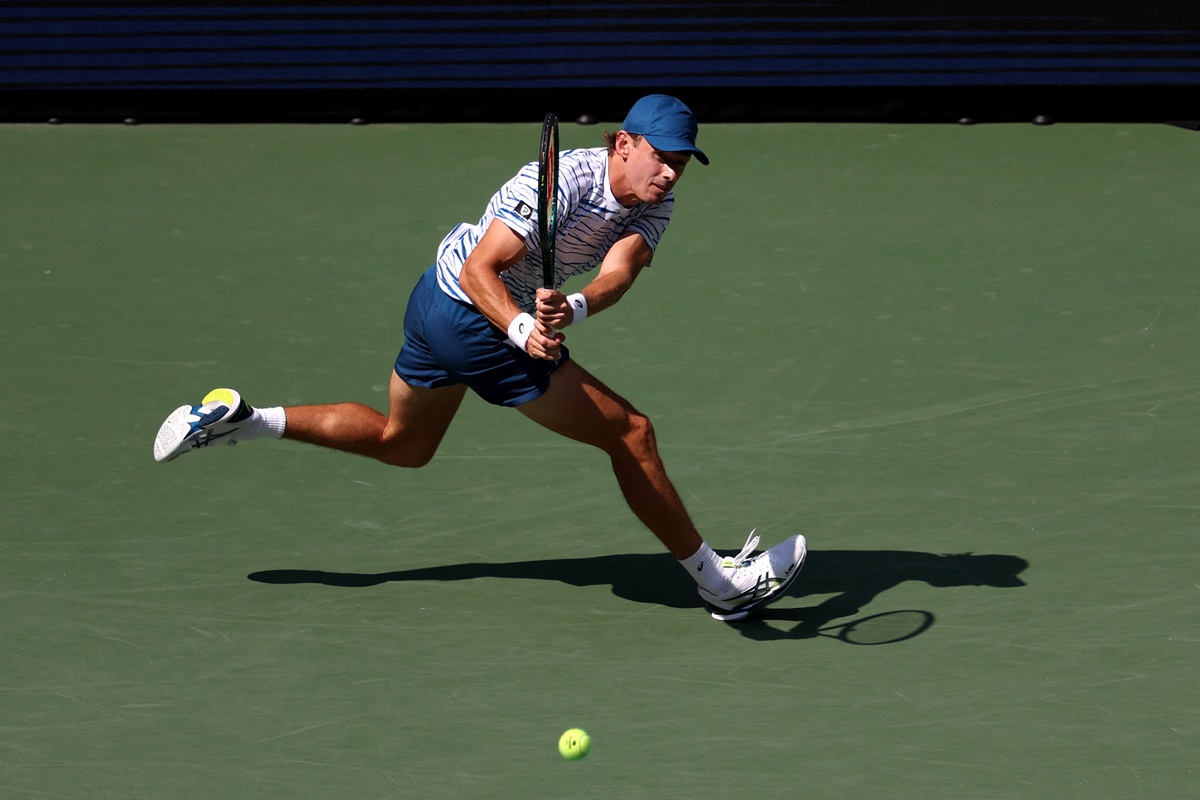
[153,94,806,622]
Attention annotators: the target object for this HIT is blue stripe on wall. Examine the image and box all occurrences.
[2,1,1198,90]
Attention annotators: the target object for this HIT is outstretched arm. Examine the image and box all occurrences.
[535,231,651,329]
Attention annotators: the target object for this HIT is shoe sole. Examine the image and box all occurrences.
[154,405,200,463]
[708,540,808,622]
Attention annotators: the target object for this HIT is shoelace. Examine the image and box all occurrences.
[729,528,761,568]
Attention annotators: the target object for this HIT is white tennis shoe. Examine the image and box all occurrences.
[153,388,251,463]
[698,530,807,622]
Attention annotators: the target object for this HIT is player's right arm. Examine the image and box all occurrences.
[534,230,651,328]
[459,219,564,361]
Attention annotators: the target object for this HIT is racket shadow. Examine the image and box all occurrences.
[736,549,1027,642]
[249,548,1027,643]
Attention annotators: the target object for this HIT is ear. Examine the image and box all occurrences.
[615,130,634,159]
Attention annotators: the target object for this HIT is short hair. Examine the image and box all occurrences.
[602,130,643,153]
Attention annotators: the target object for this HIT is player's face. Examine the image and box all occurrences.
[619,132,691,205]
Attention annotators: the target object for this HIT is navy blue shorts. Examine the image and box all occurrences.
[394,267,569,407]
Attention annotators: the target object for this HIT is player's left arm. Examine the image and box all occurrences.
[535,231,651,329]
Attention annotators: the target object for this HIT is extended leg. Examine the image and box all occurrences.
[283,370,468,467]
[516,359,808,622]
[516,359,702,559]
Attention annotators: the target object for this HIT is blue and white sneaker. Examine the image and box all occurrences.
[153,388,251,463]
[698,531,807,622]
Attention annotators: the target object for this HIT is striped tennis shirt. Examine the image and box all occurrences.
[434,146,673,314]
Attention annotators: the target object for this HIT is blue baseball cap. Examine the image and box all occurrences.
[622,94,709,165]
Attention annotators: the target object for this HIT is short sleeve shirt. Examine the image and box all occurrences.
[434,147,674,313]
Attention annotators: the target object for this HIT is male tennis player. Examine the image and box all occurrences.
[153,94,806,622]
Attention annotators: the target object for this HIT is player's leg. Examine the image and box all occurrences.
[153,372,467,467]
[518,359,807,622]
[515,359,703,559]
[155,266,468,467]
[283,371,468,467]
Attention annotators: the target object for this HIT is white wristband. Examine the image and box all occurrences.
[506,312,536,351]
[566,293,588,325]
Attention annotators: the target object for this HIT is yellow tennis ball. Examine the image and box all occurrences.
[558,728,591,760]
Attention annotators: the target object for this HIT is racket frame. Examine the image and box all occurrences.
[538,113,559,290]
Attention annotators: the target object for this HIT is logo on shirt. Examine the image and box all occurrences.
[514,201,534,220]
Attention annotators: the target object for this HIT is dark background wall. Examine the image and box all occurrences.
[2,0,1198,122]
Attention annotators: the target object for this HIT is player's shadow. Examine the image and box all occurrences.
[249,548,1027,642]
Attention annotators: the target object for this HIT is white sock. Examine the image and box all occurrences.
[678,543,728,595]
[237,406,287,440]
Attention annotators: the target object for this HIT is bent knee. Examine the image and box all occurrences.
[382,454,433,469]
[375,444,436,469]
[619,410,659,454]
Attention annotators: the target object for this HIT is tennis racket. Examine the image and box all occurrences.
[538,112,559,290]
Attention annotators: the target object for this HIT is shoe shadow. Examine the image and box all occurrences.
[249,549,1028,642]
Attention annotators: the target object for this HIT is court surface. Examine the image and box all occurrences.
[3,120,1198,799]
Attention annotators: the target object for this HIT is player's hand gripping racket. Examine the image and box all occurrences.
[538,113,559,291]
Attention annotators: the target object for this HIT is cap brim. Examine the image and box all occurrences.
[642,134,709,165]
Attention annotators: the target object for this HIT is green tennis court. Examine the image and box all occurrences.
[3,120,1198,798]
